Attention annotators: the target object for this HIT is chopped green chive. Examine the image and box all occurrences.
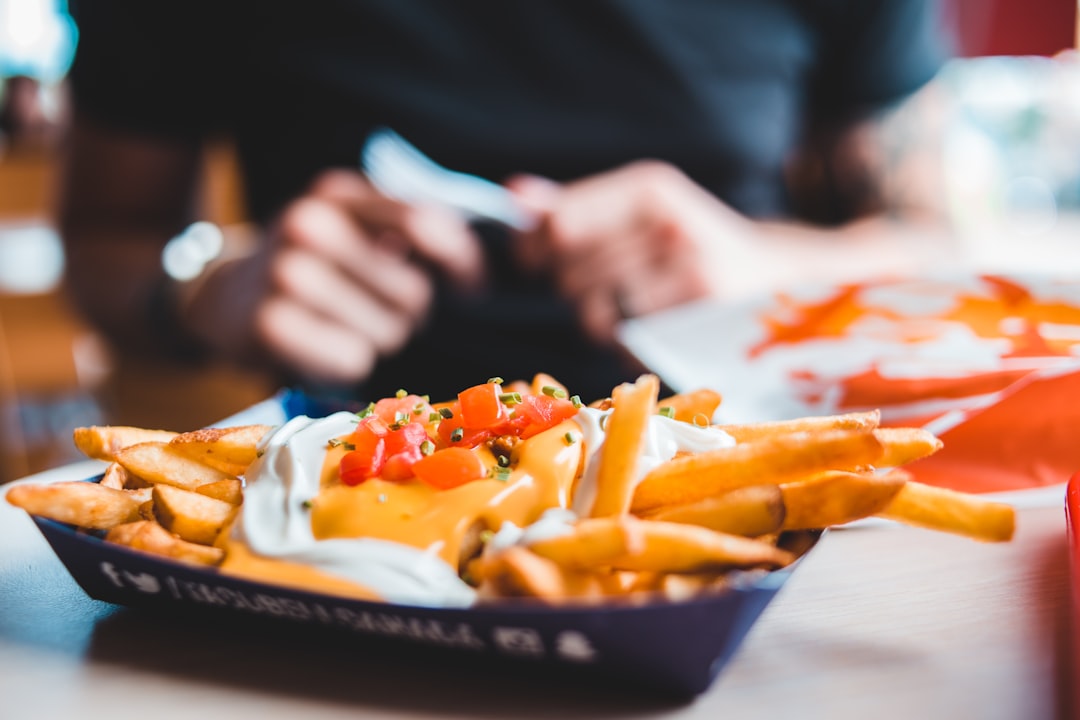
[451,427,464,443]
[488,466,511,482]
[499,392,523,405]
[327,438,356,451]
[439,407,454,419]
[487,376,504,385]
[395,388,408,399]
[357,402,376,419]
[394,410,409,425]
[420,440,435,456]
[429,412,442,423]
[658,406,675,419]
[541,385,567,399]
[496,454,510,468]
[563,431,577,445]
[570,394,583,409]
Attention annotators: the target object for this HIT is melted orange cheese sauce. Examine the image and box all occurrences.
[220,420,583,599]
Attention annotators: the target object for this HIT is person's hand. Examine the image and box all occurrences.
[181,170,485,384]
[508,161,757,343]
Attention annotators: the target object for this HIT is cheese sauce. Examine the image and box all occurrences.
[221,406,735,607]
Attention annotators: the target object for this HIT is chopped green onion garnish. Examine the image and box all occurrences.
[570,394,583,409]
[429,412,441,423]
[451,427,464,443]
[488,466,511,482]
[439,407,454,419]
[487,376,504,385]
[658,406,675,418]
[395,388,408,399]
[394,410,409,425]
[541,385,567,398]
[499,392,523,405]
[420,440,435,456]
[327,438,356,451]
[563,431,577,445]
[357,402,376,419]
[497,454,510,467]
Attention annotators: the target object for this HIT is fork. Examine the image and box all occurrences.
[360,127,537,232]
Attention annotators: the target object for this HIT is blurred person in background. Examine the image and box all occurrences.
[0,0,76,149]
[59,0,952,404]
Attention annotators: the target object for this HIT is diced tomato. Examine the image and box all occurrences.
[512,394,579,439]
[372,393,435,426]
[436,415,494,449]
[413,447,487,490]
[385,420,429,456]
[381,445,424,482]
[458,382,508,430]
[340,444,386,486]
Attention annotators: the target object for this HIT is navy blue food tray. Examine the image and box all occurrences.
[28,389,820,697]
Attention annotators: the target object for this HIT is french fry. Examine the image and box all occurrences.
[873,428,944,467]
[471,546,609,601]
[195,478,244,506]
[630,429,885,514]
[116,442,233,490]
[643,484,785,537]
[715,410,881,443]
[152,484,238,546]
[657,388,723,425]
[589,374,660,517]
[779,470,907,530]
[526,517,644,569]
[168,424,271,476]
[73,426,178,462]
[6,482,141,529]
[876,481,1015,542]
[98,462,129,490]
[611,519,796,573]
[106,520,225,566]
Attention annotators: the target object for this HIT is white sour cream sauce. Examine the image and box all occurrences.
[238,407,736,607]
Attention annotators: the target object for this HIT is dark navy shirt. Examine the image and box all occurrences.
[68,0,947,402]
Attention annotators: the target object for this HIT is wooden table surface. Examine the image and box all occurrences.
[1,462,1074,720]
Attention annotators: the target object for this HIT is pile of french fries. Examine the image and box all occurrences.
[5,373,1016,605]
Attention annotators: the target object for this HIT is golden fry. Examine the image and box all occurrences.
[876,481,1015,542]
[779,470,907,530]
[657,389,723,425]
[169,424,271,476]
[526,517,644,569]
[715,410,880,443]
[643,484,785,537]
[106,520,225,566]
[611,519,795,573]
[873,428,944,467]
[152,484,238,546]
[195,478,244,506]
[590,374,660,517]
[6,482,141,529]
[73,426,178,462]
[116,442,233,490]
[471,547,610,601]
[631,429,884,514]
[98,462,129,490]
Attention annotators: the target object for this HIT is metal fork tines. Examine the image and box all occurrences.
[360,128,536,231]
